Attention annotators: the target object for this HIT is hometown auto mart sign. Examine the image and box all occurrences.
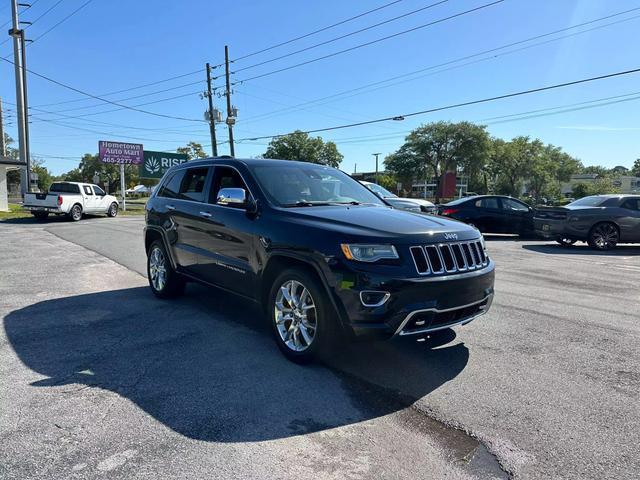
[140,150,189,179]
[98,141,143,164]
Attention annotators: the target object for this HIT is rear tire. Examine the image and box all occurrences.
[268,268,340,364]
[32,212,49,220]
[107,202,118,217]
[147,240,185,299]
[68,204,83,222]
[587,222,618,251]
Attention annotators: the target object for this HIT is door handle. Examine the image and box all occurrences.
[199,211,212,218]
[167,205,176,211]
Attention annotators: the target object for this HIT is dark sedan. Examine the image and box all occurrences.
[439,195,535,235]
[535,195,640,250]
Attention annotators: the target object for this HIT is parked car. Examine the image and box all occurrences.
[23,181,119,221]
[534,195,640,250]
[125,184,151,195]
[360,181,436,214]
[438,195,535,235]
[145,158,495,363]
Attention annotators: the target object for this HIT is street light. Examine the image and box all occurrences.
[372,153,381,184]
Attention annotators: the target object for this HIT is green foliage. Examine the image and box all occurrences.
[375,174,398,192]
[263,130,343,168]
[572,179,620,198]
[31,159,53,191]
[385,121,490,187]
[176,141,206,160]
[631,158,640,177]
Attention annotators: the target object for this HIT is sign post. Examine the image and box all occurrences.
[98,141,143,212]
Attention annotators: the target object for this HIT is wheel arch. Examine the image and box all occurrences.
[260,253,350,333]
[145,227,177,269]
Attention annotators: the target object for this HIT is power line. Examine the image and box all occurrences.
[233,0,505,84]
[233,0,447,73]
[32,69,204,108]
[239,7,640,124]
[30,0,94,44]
[234,66,640,141]
[0,56,207,122]
[233,0,404,62]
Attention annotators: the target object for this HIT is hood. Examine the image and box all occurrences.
[280,204,479,242]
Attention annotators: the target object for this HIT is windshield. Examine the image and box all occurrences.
[568,196,607,207]
[364,182,397,198]
[250,163,386,207]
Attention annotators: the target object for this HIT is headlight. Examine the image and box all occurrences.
[340,244,398,262]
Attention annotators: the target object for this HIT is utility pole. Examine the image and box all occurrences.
[372,153,381,183]
[9,0,30,195]
[224,45,235,157]
[205,62,218,157]
[0,98,6,157]
[19,30,31,187]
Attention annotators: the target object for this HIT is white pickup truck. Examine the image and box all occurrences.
[23,181,119,221]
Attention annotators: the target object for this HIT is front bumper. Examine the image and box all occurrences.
[534,218,582,240]
[329,259,495,339]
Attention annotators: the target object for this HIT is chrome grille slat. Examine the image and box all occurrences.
[409,240,488,276]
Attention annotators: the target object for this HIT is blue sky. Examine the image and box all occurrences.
[1,0,639,176]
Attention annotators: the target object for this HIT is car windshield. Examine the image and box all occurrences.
[568,196,607,207]
[250,163,385,207]
[365,182,397,198]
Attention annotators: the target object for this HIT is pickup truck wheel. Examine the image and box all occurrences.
[147,240,185,298]
[68,204,83,222]
[32,212,49,220]
[587,222,618,250]
[107,202,118,217]
[269,269,338,364]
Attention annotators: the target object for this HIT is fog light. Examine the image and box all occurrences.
[360,291,391,307]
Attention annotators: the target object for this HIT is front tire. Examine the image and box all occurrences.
[587,222,619,251]
[107,202,118,217]
[268,268,339,364]
[147,240,185,298]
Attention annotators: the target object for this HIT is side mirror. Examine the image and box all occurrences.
[217,187,247,207]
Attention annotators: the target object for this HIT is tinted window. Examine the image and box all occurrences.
[49,182,80,194]
[178,168,209,202]
[209,166,249,204]
[502,198,529,211]
[93,185,105,196]
[621,198,640,211]
[158,170,185,199]
[475,198,499,209]
[83,185,93,195]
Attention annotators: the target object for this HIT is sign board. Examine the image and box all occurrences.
[139,150,189,179]
[98,140,143,164]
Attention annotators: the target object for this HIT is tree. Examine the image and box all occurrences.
[572,178,620,198]
[489,136,542,197]
[385,121,490,200]
[581,165,608,177]
[176,141,206,160]
[31,158,53,191]
[610,165,629,176]
[263,130,343,168]
[632,158,640,177]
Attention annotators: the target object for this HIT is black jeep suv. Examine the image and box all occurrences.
[144,158,495,362]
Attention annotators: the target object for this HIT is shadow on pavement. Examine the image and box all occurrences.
[3,284,468,442]
[522,243,640,256]
[0,214,114,225]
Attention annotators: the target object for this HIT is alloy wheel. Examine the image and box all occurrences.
[72,206,82,221]
[274,280,317,352]
[591,224,618,250]
[149,247,167,291]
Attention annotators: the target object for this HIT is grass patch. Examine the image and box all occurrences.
[0,203,31,220]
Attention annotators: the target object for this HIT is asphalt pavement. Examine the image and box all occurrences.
[1,216,639,479]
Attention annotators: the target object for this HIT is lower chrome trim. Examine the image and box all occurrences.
[359,290,391,308]
[393,294,493,337]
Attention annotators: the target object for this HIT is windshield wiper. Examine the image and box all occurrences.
[282,201,332,207]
